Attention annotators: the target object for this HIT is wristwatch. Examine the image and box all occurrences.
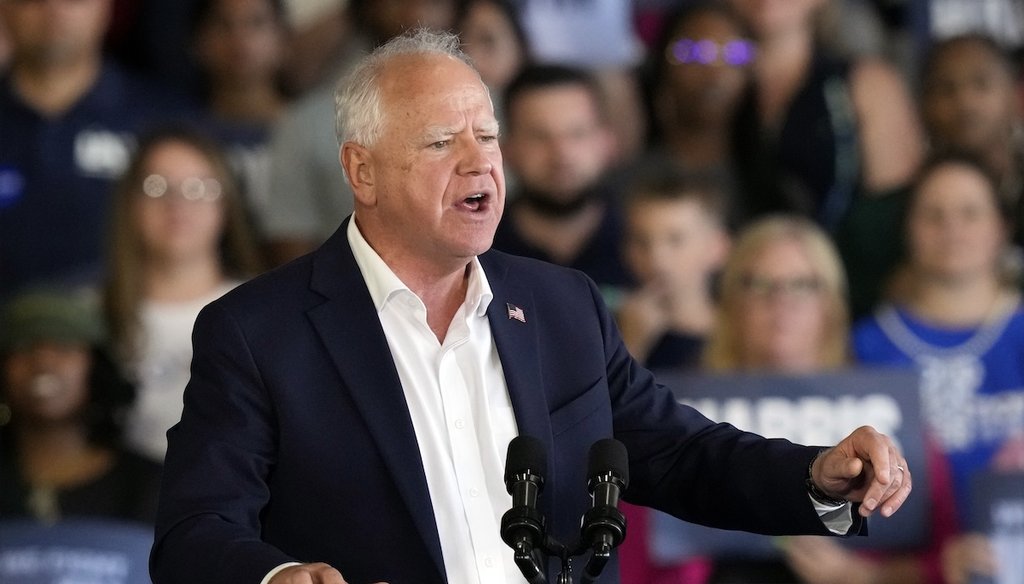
[806,450,848,506]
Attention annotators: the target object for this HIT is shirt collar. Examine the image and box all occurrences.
[346,215,493,317]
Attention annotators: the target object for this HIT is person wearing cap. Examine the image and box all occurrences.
[0,289,161,525]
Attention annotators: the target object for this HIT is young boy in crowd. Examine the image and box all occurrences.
[616,161,731,369]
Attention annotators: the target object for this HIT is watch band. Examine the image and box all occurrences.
[806,449,848,506]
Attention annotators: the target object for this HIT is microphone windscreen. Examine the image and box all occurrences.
[504,435,548,485]
[587,438,629,486]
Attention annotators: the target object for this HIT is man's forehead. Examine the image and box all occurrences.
[382,52,474,84]
[382,58,491,104]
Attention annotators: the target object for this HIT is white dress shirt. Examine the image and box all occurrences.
[261,217,851,583]
[347,217,521,583]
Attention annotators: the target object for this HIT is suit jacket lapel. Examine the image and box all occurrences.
[481,252,556,499]
[306,218,446,580]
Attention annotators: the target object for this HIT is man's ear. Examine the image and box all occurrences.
[340,142,376,205]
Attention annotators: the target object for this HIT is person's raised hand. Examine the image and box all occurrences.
[810,425,911,518]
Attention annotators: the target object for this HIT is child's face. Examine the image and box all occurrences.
[624,197,726,292]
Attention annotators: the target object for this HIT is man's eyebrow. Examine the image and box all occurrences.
[423,125,459,141]
[476,121,500,135]
[422,121,499,141]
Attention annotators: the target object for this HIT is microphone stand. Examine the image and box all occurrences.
[506,502,626,583]
[503,437,628,584]
[510,538,545,584]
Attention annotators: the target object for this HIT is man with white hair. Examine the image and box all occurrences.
[151,29,913,584]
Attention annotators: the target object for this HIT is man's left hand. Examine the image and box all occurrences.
[811,425,912,518]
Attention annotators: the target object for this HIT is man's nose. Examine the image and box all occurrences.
[457,138,495,175]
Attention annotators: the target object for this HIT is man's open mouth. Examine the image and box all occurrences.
[462,192,489,211]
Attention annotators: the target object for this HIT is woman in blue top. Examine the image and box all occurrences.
[852,151,1024,584]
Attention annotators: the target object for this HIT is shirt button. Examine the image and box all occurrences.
[454,418,466,429]
[484,557,495,568]
[469,487,480,498]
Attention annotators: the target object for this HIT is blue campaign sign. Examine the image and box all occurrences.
[969,471,1024,584]
[0,519,154,584]
[649,366,930,562]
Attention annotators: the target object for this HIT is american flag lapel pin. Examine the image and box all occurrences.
[506,303,526,323]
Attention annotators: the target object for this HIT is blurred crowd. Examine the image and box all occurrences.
[0,1,1023,583]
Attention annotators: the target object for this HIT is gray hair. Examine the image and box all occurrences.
[334,29,478,147]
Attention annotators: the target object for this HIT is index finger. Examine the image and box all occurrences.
[860,442,909,516]
[857,443,901,516]
[877,464,912,518]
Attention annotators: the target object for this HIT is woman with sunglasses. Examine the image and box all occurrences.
[727,0,925,318]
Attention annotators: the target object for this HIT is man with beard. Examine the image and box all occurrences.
[494,64,634,304]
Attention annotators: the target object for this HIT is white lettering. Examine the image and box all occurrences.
[680,394,903,449]
[0,547,128,579]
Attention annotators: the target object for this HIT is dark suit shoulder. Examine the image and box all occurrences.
[480,248,595,287]
[209,253,319,316]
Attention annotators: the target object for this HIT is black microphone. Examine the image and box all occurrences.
[579,438,629,584]
[501,435,548,584]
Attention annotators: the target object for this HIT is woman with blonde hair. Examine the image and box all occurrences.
[102,124,263,462]
[704,214,849,373]
[695,214,951,584]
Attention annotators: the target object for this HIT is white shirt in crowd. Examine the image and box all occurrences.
[125,282,240,462]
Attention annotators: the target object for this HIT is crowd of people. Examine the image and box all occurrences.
[1,1,1022,583]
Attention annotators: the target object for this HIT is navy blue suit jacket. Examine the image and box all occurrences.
[151,218,854,584]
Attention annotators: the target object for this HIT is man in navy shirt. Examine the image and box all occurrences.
[494,64,635,306]
[0,0,193,300]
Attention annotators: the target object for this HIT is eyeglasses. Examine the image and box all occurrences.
[666,38,756,67]
[141,174,222,203]
[740,274,823,300]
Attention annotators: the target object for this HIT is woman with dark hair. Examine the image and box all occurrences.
[921,33,1024,246]
[728,0,924,226]
[103,124,263,463]
[191,0,290,239]
[455,0,531,126]
[854,151,1024,584]
[727,0,926,318]
[0,289,161,524]
[644,1,751,183]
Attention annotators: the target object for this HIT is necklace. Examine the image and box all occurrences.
[875,291,1020,359]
